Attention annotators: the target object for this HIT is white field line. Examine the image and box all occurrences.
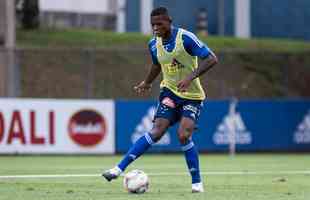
[0,171,309,179]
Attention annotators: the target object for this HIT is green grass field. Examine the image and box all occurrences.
[0,154,309,200]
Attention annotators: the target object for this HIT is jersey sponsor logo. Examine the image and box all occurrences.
[294,110,310,144]
[213,102,252,145]
[171,58,185,68]
[165,63,178,74]
[131,106,171,146]
[68,110,106,147]
[162,97,176,108]
[163,58,185,74]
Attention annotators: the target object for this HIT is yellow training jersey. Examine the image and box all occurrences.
[156,28,206,100]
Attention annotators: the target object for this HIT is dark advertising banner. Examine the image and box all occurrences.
[116,100,310,153]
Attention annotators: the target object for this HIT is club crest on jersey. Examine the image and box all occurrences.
[162,97,176,108]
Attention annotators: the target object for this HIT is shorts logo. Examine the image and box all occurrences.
[190,113,196,119]
[162,97,176,108]
[183,105,198,114]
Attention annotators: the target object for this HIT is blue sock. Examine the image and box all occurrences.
[118,133,154,171]
[182,140,201,184]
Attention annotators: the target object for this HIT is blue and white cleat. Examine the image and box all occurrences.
[192,182,204,193]
[102,166,122,182]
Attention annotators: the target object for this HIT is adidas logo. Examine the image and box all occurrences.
[294,110,310,144]
[131,106,171,145]
[213,101,252,145]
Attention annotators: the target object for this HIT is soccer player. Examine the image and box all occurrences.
[103,6,218,193]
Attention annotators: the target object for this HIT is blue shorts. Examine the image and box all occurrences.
[154,87,204,126]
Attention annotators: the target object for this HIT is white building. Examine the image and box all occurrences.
[39,0,118,30]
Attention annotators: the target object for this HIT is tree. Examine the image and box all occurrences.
[18,0,39,29]
[0,0,6,45]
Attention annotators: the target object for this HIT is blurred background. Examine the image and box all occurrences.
[0,0,309,154]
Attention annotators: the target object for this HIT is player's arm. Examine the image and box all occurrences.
[178,52,217,92]
[144,63,161,84]
[134,39,161,94]
[134,63,161,94]
[188,51,218,81]
[177,31,218,92]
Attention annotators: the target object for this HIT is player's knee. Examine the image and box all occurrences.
[178,132,188,145]
[149,132,162,143]
[178,128,193,145]
[178,134,187,144]
[150,126,166,142]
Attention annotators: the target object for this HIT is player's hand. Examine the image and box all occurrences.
[177,77,192,93]
[134,81,152,95]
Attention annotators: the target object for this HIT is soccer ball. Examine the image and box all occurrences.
[123,169,149,194]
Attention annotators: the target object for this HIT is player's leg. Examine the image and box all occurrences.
[102,118,170,181]
[103,88,177,182]
[115,88,179,173]
[178,102,204,192]
[117,118,170,171]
